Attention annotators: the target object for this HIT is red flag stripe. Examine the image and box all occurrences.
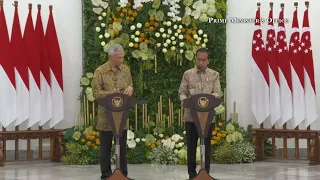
[266,10,279,85]
[252,9,269,85]
[35,6,51,86]
[46,8,63,91]
[301,10,315,93]
[24,7,41,89]
[11,5,29,89]
[277,10,292,92]
[0,5,15,87]
[289,10,304,87]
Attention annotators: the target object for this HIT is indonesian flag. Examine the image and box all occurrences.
[289,9,305,128]
[276,8,293,127]
[46,6,64,128]
[0,4,17,127]
[251,7,270,124]
[11,4,30,126]
[24,5,41,128]
[266,9,281,126]
[35,5,52,126]
[301,8,318,127]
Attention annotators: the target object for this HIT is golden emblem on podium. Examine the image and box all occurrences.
[112,97,123,107]
[198,97,209,108]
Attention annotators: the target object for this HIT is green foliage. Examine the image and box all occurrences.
[213,141,256,164]
[233,141,256,163]
[213,142,238,164]
[148,145,179,165]
[127,142,151,164]
[61,142,100,165]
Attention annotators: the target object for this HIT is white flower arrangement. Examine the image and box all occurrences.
[162,0,181,19]
[92,0,109,15]
[80,73,95,101]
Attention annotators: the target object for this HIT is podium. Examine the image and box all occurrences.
[183,94,222,180]
[99,93,136,180]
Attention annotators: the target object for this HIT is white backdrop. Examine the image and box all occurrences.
[1,0,82,150]
[226,0,320,148]
[2,0,319,151]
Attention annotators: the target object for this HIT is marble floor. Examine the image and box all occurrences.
[0,160,320,180]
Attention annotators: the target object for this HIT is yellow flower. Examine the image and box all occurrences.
[96,132,99,136]
[81,139,85,142]
[211,140,217,145]
[218,122,223,126]
[151,144,155,149]
[89,126,93,129]
[212,131,217,135]
[94,146,98,150]
[87,141,92,146]
[215,127,219,131]
[222,133,226,137]
[216,137,221,140]
[146,142,151,146]
[96,139,100,145]
[217,132,222,137]
[156,140,160,145]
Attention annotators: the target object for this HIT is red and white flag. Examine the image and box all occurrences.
[24,5,41,128]
[11,4,30,126]
[35,5,52,126]
[0,4,17,127]
[301,8,318,127]
[46,6,64,128]
[266,8,281,126]
[289,8,305,128]
[276,7,293,127]
[251,6,270,124]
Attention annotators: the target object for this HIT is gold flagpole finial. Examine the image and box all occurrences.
[270,2,273,9]
[257,2,261,9]
[280,3,284,9]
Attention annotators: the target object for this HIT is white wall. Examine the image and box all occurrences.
[227,0,320,148]
[1,0,82,150]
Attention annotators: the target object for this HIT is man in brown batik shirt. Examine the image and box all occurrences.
[178,48,221,179]
[91,44,133,180]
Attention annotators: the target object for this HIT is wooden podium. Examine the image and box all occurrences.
[99,93,136,180]
[183,94,222,180]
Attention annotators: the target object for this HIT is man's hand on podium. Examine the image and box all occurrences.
[123,86,133,96]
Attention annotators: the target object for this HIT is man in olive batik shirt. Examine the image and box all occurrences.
[91,44,133,180]
[178,48,221,179]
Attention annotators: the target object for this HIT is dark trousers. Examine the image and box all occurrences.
[99,130,128,179]
[185,122,214,178]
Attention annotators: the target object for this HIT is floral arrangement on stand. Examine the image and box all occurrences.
[61,101,256,165]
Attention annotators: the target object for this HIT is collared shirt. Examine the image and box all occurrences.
[91,61,133,131]
[178,67,222,122]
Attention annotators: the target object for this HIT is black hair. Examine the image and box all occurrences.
[196,48,210,58]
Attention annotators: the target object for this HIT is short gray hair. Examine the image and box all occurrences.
[108,44,124,56]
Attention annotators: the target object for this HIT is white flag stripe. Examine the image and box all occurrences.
[39,72,52,126]
[27,69,41,128]
[14,68,29,126]
[0,66,17,127]
[277,69,293,127]
[290,65,306,128]
[49,69,64,128]
[252,58,270,124]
